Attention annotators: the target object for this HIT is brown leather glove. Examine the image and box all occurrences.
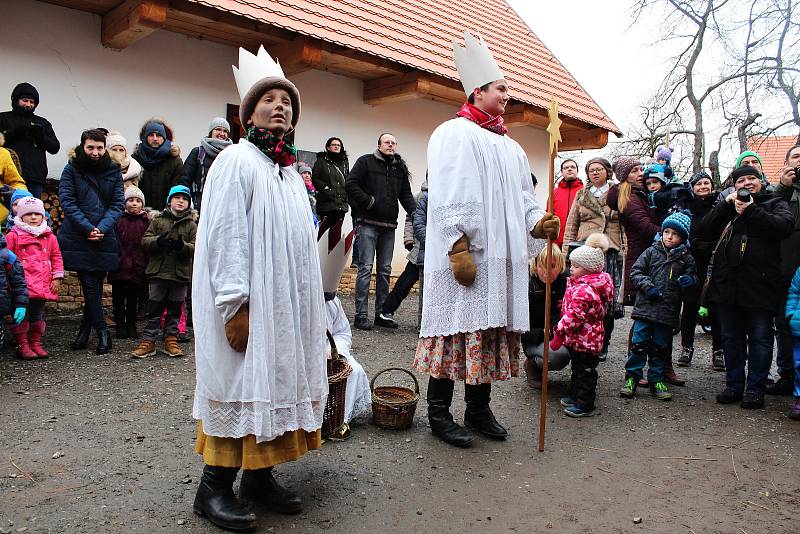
[448,235,476,287]
[225,303,249,353]
[531,213,560,240]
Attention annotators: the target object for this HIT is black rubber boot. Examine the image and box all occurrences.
[239,467,302,514]
[193,465,256,532]
[427,377,474,447]
[71,323,91,350]
[96,328,112,355]
[464,383,508,439]
[115,315,128,339]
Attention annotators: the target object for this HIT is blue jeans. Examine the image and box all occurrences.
[625,320,672,383]
[717,305,774,394]
[77,271,108,330]
[354,224,395,320]
[792,338,800,397]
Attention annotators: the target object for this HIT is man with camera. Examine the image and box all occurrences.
[768,144,800,396]
[697,165,794,409]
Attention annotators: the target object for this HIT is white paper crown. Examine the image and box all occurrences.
[232,45,285,101]
[452,31,505,97]
[318,215,356,294]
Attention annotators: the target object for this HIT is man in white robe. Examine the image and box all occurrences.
[191,46,327,530]
[414,32,559,447]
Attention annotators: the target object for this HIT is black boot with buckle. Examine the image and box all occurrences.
[193,465,256,531]
[239,467,302,514]
[464,383,508,439]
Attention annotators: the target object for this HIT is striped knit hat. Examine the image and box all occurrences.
[661,210,691,241]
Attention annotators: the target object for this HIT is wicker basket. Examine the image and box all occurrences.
[322,331,352,438]
[370,367,419,430]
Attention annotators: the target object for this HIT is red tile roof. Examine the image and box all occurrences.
[188,0,620,134]
[748,135,799,183]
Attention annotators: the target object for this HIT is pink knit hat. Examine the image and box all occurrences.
[16,196,45,218]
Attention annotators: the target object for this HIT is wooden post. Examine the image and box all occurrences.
[539,98,562,452]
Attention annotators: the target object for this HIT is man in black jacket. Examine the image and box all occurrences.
[346,133,416,330]
[0,83,60,198]
[697,166,794,409]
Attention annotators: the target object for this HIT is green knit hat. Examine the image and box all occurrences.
[735,150,763,168]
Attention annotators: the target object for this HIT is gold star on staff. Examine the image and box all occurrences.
[547,98,562,156]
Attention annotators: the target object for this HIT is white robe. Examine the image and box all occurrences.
[420,117,545,338]
[192,139,328,443]
[325,297,372,422]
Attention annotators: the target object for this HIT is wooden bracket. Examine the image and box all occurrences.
[102,0,167,49]
[364,73,463,106]
[268,40,323,76]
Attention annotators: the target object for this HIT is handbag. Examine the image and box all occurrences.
[699,220,733,307]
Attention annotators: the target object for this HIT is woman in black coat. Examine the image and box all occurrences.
[312,136,349,236]
[58,129,124,354]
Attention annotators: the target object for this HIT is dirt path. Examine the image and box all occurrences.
[1,298,798,533]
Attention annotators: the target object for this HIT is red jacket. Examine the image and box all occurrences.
[554,272,614,354]
[6,225,64,301]
[553,179,584,245]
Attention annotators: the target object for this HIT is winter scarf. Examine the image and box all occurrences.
[200,136,232,158]
[72,145,116,174]
[12,216,50,237]
[135,139,173,169]
[245,127,297,167]
[456,102,508,135]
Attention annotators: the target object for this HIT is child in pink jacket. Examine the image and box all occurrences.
[6,197,64,358]
[550,233,614,418]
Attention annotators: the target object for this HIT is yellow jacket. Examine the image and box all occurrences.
[0,147,27,221]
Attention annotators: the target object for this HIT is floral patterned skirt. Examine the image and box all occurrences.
[413,328,521,385]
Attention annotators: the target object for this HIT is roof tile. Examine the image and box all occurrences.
[748,136,798,183]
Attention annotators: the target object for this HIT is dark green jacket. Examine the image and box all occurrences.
[142,208,197,283]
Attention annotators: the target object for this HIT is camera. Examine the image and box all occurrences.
[794,166,800,183]
[736,188,751,203]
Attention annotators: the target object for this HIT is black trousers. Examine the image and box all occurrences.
[569,349,599,410]
[113,280,145,327]
[680,298,723,351]
[381,261,419,315]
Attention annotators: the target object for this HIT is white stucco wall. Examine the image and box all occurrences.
[3,0,551,272]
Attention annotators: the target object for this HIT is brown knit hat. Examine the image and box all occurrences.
[239,77,301,130]
[612,157,641,183]
[584,157,613,179]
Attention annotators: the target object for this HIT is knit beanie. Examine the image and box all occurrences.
[729,165,762,183]
[125,185,145,204]
[16,197,45,218]
[656,146,673,164]
[106,132,127,151]
[143,121,167,140]
[298,164,312,174]
[569,233,609,274]
[584,157,613,179]
[11,189,33,206]
[689,171,711,187]
[207,117,230,135]
[612,157,640,184]
[166,184,191,206]
[661,210,691,241]
[644,163,667,186]
[735,150,763,168]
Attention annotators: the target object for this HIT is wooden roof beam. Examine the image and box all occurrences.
[102,0,167,49]
[267,40,323,76]
[561,128,609,150]
[364,72,463,106]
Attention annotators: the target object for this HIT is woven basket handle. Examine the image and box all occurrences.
[326,330,339,360]
[370,367,419,395]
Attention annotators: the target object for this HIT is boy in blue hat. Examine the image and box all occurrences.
[132,185,196,358]
[621,211,697,401]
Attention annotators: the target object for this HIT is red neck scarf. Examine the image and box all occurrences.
[456,102,508,135]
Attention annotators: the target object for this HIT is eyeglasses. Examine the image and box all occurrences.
[329,143,341,147]
[588,168,606,174]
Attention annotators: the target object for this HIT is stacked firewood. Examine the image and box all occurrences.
[40,189,64,235]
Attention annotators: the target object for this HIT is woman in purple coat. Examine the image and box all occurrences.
[606,157,659,305]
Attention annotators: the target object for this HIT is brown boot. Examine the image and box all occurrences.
[131,339,156,359]
[524,358,542,389]
[163,335,184,358]
[662,347,686,387]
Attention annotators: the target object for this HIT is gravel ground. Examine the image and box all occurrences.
[1,297,798,533]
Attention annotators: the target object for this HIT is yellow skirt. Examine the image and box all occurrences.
[195,421,322,470]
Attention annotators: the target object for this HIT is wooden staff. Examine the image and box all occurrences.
[539,98,562,452]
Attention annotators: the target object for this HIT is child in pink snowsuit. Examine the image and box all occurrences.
[6,197,64,358]
[551,233,614,418]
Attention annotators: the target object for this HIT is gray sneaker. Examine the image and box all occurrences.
[711,349,725,371]
[676,346,693,367]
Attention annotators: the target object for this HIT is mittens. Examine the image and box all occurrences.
[172,235,184,251]
[531,213,560,240]
[13,307,25,325]
[448,235,476,287]
[676,275,694,288]
[225,303,249,353]
[645,287,663,301]
[156,233,173,249]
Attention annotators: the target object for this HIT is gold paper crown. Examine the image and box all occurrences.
[452,31,505,96]
[232,45,286,101]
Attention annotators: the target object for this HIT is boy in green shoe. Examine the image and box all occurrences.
[621,211,697,401]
